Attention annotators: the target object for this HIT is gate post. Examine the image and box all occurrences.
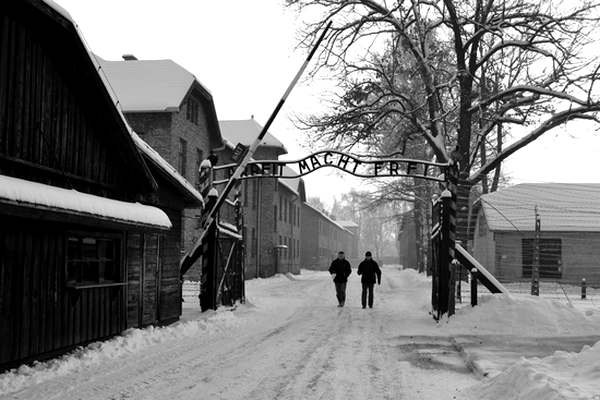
[446,162,458,316]
[430,161,459,320]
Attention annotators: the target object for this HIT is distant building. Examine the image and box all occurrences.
[473,183,600,284]
[301,204,355,270]
[218,119,305,278]
[337,220,360,264]
[99,56,224,278]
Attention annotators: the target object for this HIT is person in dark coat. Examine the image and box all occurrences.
[328,251,352,307]
[357,251,381,309]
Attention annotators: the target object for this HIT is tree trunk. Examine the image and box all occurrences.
[456,174,473,248]
[413,200,425,273]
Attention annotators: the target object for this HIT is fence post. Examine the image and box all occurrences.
[531,205,540,296]
[582,278,587,300]
[470,268,478,307]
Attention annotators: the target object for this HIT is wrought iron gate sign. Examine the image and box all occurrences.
[213,150,447,183]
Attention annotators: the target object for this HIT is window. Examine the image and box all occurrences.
[195,148,204,186]
[67,235,121,285]
[274,206,278,231]
[186,97,199,125]
[289,203,294,224]
[243,181,248,207]
[522,238,562,279]
[290,238,293,260]
[297,208,300,226]
[178,138,187,177]
[252,181,258,210]
[284,200,288,223]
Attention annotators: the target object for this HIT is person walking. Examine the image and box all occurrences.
[328,251,352,307]
[357,251,381,309]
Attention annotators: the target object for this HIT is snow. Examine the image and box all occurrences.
[0,174,171,229]
[0,309,242,395]
[219,119,287,152]
[131,131,204,206]
[2,267,600,399]
[470,342,600,400]
[441,293,600,336]
[97,58,199,113]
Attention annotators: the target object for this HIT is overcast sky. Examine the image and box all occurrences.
[56,0,600,207]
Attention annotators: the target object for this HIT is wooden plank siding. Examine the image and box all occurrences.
[0,217,127,368]
[0,7,140,198]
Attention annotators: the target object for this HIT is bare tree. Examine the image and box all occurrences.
[288,0,600,243]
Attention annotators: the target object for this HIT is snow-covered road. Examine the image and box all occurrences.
[1,266,478,400]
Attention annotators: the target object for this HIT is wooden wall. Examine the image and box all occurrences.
[126,209,183,328]
[491,231,600,284]
[0,217,126,369]
[0,4,142,198]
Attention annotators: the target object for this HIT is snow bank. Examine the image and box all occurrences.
[470,341,600,400]
[442,294,600,336]
[0,309,242,395]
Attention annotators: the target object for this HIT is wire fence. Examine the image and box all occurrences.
[457,278,600,312]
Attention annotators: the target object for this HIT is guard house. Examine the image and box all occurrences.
[0,0,203,369]
[473,183,600,285]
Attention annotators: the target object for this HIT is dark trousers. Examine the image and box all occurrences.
[335,282,347,305]
[362,283,374,308]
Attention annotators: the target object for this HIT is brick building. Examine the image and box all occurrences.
[99,57,224,278]
[337,220,360,265]
[301,204,355,271]
[217,119,305,278]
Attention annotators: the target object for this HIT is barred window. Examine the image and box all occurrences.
[67,235,121,286]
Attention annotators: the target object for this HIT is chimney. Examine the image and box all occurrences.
[122,54,138,61]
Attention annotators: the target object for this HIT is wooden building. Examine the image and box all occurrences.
[0,0,203,370]
[473,183,600,285]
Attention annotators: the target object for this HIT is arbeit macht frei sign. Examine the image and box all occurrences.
[214,150,447,182]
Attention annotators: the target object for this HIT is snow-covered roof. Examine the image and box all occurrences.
[42,0,73,21]
[0,174,171,230]
[221,138,302,198]
[131,131,204,207]
[480,183,600,232]
[219,119,287,153]
[304,202,353,235]
[98,58,203,113]
[336,220,359,229]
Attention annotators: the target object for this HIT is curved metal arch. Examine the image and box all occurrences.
[213,150,449,184]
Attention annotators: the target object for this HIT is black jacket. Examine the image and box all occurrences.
[357,259,381,284]
[328,258,351,283]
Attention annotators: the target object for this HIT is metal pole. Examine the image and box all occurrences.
[531,205,540,296]
[470,268,478,306]
[180,22,332,275]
